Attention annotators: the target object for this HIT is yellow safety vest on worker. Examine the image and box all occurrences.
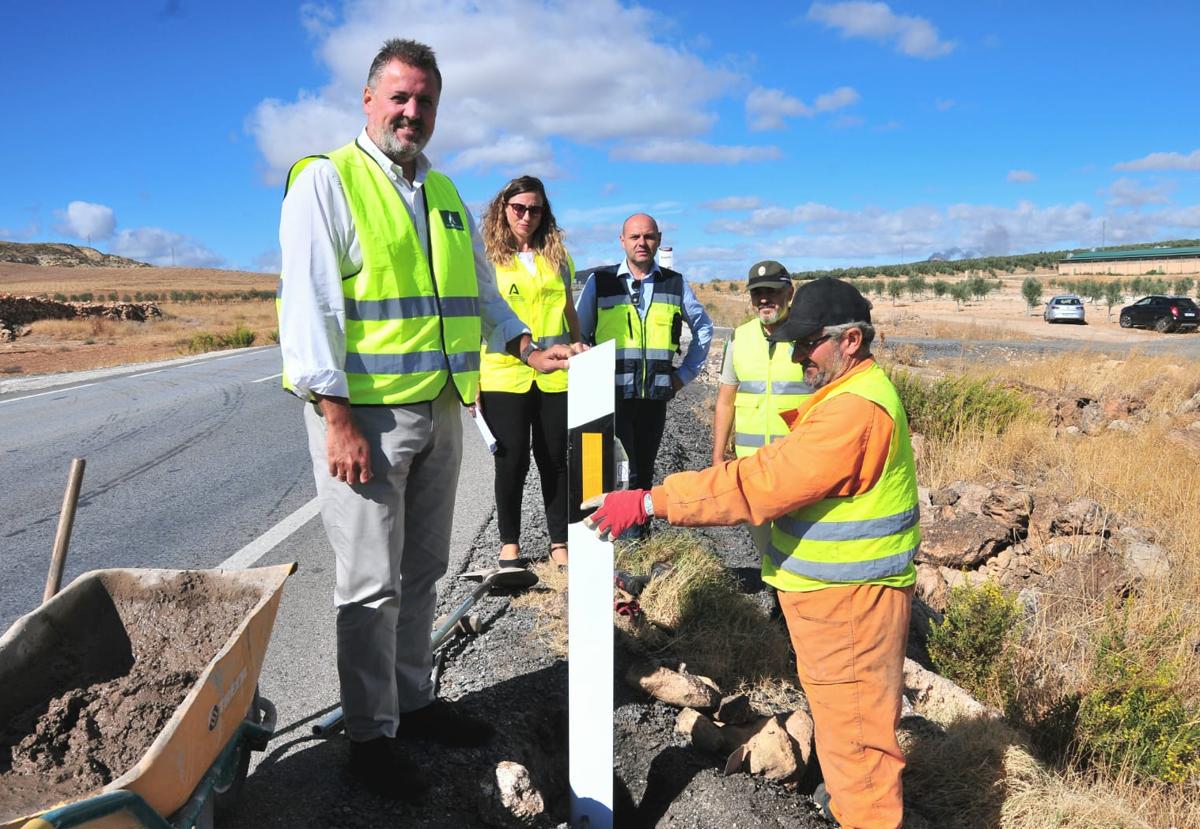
[763,363,920,592]
[480,253,574,394]
[591,267,684,400]
[730,319,813,457]
[278,140,481,405]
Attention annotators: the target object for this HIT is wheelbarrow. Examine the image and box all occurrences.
[0,563,295,829]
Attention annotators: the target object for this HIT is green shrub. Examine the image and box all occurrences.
[1075,615,1200,783]
[221,325,256,348]
[928,580,1021,703]
[268,328,280,344]
[185,333,219,353]
[887,370,1031,440]
[1021,277,1042,309]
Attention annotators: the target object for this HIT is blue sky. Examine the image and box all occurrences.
[3,0,1198,279]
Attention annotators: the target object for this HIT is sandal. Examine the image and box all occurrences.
[498,543,529,570]
[549,543,569,569]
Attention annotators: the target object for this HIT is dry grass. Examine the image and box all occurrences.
[615,530,794,689]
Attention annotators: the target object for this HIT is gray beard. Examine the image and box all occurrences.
[371,124,427,166]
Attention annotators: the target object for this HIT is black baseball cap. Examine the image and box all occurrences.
[767,277,872,343]
[746,260,792,289]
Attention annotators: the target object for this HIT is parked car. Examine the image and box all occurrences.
[1044,294,1086,324]
[1118,295,1200,333]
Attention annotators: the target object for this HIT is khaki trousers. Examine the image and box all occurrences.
[778,583,912,829]
[304,383,463,741]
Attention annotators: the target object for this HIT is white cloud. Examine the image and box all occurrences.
[54,201,116,242]
[111,227,225,268]
[807,2,955,58]
[814,86,860,112]
[1007,169,1037,183]
[700,196,764,211]
[1107,177,1174,207]
[251,249,282,273]
[746,85,858,130]
[611,139,781,164]
[0,219,41,242]
[248,0,743,183]
[1114,149,1200,172]
[934,98,955,111]
[446,135,562,178]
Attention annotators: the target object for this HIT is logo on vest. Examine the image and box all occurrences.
[507,284,520,296]
[440,210,465,231]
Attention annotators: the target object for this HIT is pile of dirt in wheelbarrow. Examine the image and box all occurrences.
[0,572,261,818]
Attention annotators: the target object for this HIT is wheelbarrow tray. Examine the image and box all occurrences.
[0,563,295,829]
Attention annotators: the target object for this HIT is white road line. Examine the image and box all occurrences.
[0,383,97,406]
[219,497,320,570]
[130,368,168,378]
[252,372,283,383]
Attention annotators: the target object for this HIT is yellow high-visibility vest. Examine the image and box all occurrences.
[480,252,574,394]
[278,140,481,405]
[763,363,920,592]
[730,319,812,457]
[591,266,683,400]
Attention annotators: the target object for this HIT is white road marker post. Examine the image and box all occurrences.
[567,340,615,829]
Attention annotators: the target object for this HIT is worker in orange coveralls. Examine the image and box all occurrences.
[586,277,919,829]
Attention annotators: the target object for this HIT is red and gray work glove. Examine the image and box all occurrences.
[583,489,651,542]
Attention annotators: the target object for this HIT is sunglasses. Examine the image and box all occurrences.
[793,333,833,352]
[506,202,544,219]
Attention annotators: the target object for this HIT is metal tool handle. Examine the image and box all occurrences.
[44,457,86,604]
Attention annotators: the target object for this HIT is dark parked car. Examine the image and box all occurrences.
[1044,294,1086,324]
[1119,295,1200,333]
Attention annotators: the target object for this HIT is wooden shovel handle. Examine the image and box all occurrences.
[43,458,86,604]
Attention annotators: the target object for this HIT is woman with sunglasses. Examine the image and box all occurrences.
[478,176,584,569]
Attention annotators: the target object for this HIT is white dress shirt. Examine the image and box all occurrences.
[278,129,528,399]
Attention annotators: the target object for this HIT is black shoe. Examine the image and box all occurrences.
[397,699,495,747]
[347,736,429,802]
[812,782,840,826]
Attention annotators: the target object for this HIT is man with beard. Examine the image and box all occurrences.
[278,39,571,799]
[585,277,918,829]
[575,213,712,495]
[711,260,811,552]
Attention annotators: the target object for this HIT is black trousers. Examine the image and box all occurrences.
[614,397,668,491]
[480,387,568,545]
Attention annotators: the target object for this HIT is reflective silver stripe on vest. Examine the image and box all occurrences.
[615,372,635,387]
[765,544,918,582]
[598,294,631,309]
[276,279,283,298]
[346,350,447,375]
[539,333,572,347]
[644,348,675,361]
[773,505,920,543]
[345,296,439,321]
[653,292,682,307]
[774,381,813,394]
[652,373,672,386]
[440,296,481,317]
[738,381,767,394]
[615,348,643,362]
[447,351,481,373]
[735,432,767,447]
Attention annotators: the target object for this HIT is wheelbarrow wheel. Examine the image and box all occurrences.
[213,686,264,819]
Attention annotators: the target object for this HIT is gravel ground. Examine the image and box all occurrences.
[226,370,830,829]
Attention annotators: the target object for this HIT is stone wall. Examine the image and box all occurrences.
[0,294,162,341]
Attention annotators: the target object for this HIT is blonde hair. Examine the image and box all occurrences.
[482,176,569,277]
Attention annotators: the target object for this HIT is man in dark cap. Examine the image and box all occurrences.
[711,261,812,551]
[586,277,919,829]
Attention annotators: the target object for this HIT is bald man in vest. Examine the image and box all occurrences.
[586,278,919,829]
[575,213,713,496]
[278,38,571,800]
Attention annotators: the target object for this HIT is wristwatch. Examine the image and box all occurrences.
[643,492,655,517]
[520,341,542,364]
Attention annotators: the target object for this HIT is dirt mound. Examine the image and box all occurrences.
[0,572,260,818]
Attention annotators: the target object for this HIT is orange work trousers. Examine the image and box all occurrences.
[778,583,912,829]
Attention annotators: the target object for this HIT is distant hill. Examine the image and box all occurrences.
[0,241,150,269]
[791,239,1200,280]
